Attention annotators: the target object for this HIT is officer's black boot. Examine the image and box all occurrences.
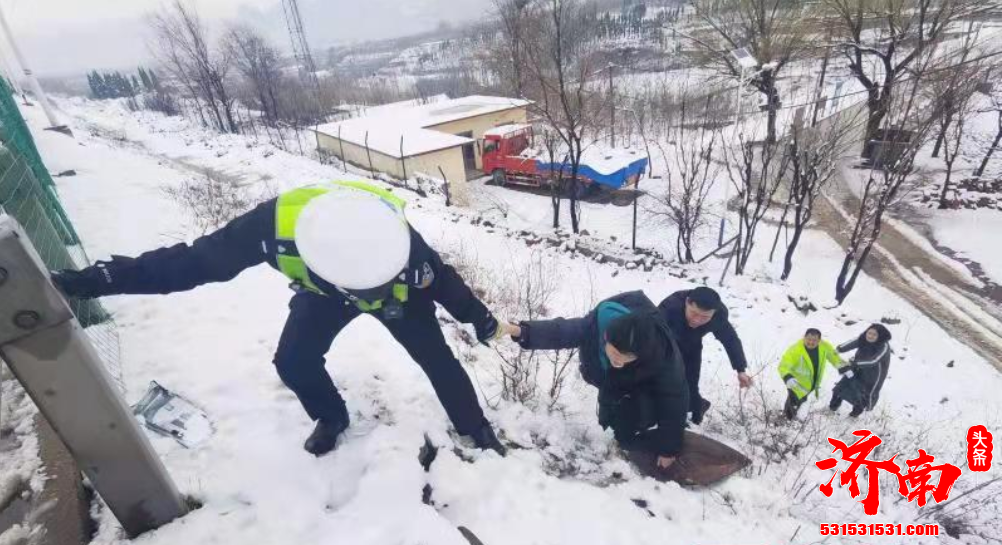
[470,421,506,456]
[303,418,349,456]
[848,404,864,418]
[829,395,843,412]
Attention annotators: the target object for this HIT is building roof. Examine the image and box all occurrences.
[483,123,532,138]
[315,95,531,158]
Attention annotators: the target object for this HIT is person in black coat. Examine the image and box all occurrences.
[50,185,506,457]
[499,291,689,472]
[657,287,752,424]
[831,323,893,417]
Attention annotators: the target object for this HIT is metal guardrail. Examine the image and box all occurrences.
[0,216,186,537]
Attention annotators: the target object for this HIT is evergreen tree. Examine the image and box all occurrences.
[138,67,152,91]
[94,71,108,99]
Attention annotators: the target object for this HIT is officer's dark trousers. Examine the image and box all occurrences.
[273,291,485,436]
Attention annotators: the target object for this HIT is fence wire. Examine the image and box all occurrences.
[0,78,124,392]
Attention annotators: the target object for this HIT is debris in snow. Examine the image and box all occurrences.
[458,526,487,545]
[418,434,438,471]
[881,316,902,325]
[787,295,818,315]
[947,360,955,368]
[914,178,1002,210]
[132,381,214,448]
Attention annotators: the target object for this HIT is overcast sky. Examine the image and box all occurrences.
[1,0,491,76]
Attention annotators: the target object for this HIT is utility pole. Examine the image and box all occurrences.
[0,3,69,134]
[0,44,26,104]
[608,63,615,146]
[725,47,758,247]
[811,32,832,128]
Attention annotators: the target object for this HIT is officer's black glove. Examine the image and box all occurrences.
[50,264,113,299]
[474,314,502,345]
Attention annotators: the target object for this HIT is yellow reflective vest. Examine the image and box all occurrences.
[778,339,843,400]
[274,181,408,312]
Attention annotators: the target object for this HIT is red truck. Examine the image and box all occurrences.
[481,124,647,192]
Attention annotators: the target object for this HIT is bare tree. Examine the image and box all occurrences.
[224,25,284,124]
[149,0,238,134]
[823,0,983,143]
[974,75,1002,179]
[490,0,534,97]
[539,125,568,228]
[519,0,603,234]
[646,93,722,262]
[934,49,989,207]
[780,107,864,279]
[685,0,815,143]
[725,132,790,275]
[834,61,943,303]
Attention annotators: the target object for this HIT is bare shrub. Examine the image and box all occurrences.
[448,245,588,409]
[706,373,1000,535]
[162,174,253,235]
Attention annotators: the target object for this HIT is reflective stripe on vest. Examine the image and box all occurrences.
[274,181,408,309]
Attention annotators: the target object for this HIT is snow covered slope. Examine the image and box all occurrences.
[13,97,1001,545]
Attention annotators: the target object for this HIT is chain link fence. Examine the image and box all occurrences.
[0,79,123,391]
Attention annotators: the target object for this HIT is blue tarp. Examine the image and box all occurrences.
[536,156,648,189]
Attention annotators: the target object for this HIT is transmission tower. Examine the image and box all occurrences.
[282,0,323,116]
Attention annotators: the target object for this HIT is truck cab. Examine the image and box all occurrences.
[481,124,540,186]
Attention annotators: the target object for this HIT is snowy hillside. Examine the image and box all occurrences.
[7,96,1001,545]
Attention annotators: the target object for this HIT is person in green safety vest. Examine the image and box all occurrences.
[51,181,507,457]
[777,328,845,420]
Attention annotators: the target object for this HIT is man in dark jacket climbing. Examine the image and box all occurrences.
[498,291,689,472]
[658,287,751,424]
[51,181,506,457]
[831,323,893,417]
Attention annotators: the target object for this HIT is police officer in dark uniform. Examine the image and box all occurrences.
[53,181,506,456]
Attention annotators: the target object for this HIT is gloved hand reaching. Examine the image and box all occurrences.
[785,378,800,391]
[474,314,502,345]
[50,264,113,299]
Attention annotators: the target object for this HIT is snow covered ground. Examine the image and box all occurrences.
[927,210,1002,285]
[6,96,1001,545]
[900,93,1002,287]
[0,368,44,545]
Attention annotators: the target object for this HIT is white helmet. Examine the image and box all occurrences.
[295,189,411,292]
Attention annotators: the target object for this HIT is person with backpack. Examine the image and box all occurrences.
[498,291,689,472]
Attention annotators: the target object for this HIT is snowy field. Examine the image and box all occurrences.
[3,96,1001,545]
[904,93,1002,287]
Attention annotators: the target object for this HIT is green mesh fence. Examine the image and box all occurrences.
[0,78,123,390]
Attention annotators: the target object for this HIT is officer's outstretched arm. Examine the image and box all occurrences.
[54,200,275,298]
